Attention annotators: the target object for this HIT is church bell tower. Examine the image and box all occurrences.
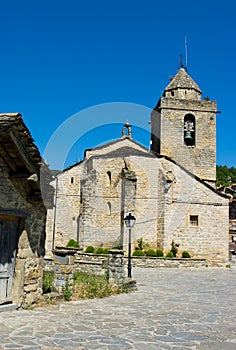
[150,68,218,185]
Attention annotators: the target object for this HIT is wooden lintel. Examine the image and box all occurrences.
[10,173,32,179]
[9,129,37,173]
[0,208,29,217]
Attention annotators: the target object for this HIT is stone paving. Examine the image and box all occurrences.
[1,267,236,349]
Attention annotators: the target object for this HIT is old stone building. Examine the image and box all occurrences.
[218,184,236,242]
[46,68,229,265]
[0,113,52,308]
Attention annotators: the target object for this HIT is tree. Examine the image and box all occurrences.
[216,165,236,187]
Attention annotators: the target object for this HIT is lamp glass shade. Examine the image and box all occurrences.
[124,213,136,228]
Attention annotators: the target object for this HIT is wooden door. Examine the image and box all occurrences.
[0,215,19,303]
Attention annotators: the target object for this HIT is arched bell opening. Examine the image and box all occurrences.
[184,114,196,146]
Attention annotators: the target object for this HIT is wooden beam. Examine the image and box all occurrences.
[9,129,38,173]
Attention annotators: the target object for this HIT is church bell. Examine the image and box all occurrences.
[184,131,192,140]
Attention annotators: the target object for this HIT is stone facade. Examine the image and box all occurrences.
[46,139,160,254]
[0,113,53,308]
[160,157,229,264]
[46,68,230,265]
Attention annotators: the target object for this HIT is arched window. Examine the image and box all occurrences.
[107,202,111,215]
[107,171,111,186]
[184,114,196,146]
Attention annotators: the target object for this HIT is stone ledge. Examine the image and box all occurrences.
[0,303,18,312]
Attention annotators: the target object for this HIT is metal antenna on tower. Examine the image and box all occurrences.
[185,36,188,71]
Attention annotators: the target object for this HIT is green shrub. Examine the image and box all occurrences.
[182,251,191,258]
[166,251,174,258]
[170,241,178,257]
[156,249,164,257]
[137,238,144,250]
[146,249,157,257]
[85,245,95,253]
[95,247,105,254]
[62,279,72,301]
[42,271,54,294]
[66,239,79,248]
[132,249,145,256]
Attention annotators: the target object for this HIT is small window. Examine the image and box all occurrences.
[190,215,198,227]
[107,171,111,186]
[70,177,74,184]
[107,202,111,215]
[171,90,174,96]
[230,202,236,219]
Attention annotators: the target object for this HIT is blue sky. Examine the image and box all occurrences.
[0,0,235,169]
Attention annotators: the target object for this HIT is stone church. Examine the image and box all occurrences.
[46,68,229,265]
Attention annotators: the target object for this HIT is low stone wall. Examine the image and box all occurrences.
[43,249,126,294]
[128,256,207,268]
[74,251,108,276]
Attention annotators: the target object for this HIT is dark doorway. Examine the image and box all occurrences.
[0,215,19,303]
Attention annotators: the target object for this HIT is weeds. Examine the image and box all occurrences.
[72,271,125,300]
[42,271,54,294]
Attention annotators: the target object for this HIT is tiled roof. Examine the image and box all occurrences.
[165,68,202,93]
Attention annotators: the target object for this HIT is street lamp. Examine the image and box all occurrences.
[124,212,136,278]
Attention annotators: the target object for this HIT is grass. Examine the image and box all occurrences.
[72,271,126,300]
[42,271,54,294]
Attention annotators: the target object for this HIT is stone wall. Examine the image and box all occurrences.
[0,156,48,308]
[162,157,229,265]
[45,249,126,294]
[129,256,208,268]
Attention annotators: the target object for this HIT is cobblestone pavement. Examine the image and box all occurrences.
[1,267,236,350]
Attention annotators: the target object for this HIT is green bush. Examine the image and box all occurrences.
[170,241,178,257]
[42,271,54,294]
[66,239,79,248]
[132,249,145,256]
[146,249,157,257]
[166,251,174,258]
[182,251,191,258]
[156,249,164,257]
[137,238,144,250]
[85,245,95,253]
[95,247,105,254]
[62,279,72,301]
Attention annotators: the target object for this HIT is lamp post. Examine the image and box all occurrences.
[124,212,136,278]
